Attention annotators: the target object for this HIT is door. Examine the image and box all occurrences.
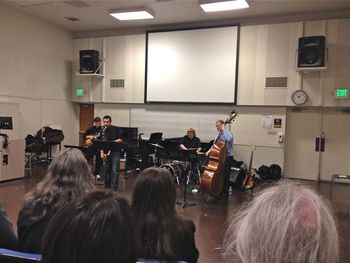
[320,109,350,182]
[284,108,321,180]
[79,104,94,146]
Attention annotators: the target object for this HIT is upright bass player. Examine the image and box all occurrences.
[203,110,236,200]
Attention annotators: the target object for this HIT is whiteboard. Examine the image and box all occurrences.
[145,26,239,103]
[129,105,286,147]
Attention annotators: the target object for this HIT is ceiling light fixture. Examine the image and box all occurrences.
[200,0,249,12]
[110,9,154,20]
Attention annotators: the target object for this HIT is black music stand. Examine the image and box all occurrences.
[93,141,125,153]
[176,149,198,209]
[94,141,125,186]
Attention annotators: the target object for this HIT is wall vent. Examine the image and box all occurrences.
[110,79,125,88]
[265,77,288,88]
[64,16,79,21]
[63,1,90,8]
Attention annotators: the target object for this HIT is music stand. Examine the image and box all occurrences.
[93,141,125,153]
[176,149,197,209]
[93,141,125,185]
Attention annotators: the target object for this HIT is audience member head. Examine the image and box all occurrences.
[223,181,339,263]
[24,148,95,214]
[131,167,176,221]
[42,190,137,263]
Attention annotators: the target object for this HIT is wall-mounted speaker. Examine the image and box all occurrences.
[79,50,100,74]
[297,36,326,71]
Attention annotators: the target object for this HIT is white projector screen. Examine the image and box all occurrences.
[145,25,239,104]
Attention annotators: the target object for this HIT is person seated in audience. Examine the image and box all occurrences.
[42,190,137,263]
[131,167,199,263]
[17,148,96,253]
[179,128,202,153]
[0,203,18,249]
[223,181,339,263]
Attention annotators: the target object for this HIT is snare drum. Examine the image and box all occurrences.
[160,161,185,185]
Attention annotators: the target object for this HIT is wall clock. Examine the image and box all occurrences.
[291,89,308,105]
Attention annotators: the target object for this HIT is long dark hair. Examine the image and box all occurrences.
[22,148,95,220]
[131,167,179,259]
[42,190,137,263]
[132,167,176,220]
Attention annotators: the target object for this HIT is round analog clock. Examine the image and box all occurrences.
[291,90,308,105]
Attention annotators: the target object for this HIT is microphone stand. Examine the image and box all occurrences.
[176,149,197,209]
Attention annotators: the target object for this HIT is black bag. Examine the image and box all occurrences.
[269,164,282,180]
[42,127,64,143]
[257,164,282,181]
[25,134,44,153]
[230,159,246,189]
[257,165,271,180]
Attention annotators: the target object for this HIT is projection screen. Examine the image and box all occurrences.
[145,25,239,104]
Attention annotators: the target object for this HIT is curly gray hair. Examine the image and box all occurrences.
[223,181,339,263]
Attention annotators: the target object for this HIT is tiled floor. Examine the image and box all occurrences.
[0,164,349,262]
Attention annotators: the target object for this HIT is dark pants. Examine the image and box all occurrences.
[105,152,120,191]
[94,153,102,176]
[85,150,102,176]
[222,156,234,196]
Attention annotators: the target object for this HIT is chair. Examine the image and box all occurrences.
[0,248,41,263]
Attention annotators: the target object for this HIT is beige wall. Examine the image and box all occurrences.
[0,5,78,146]
[71,18,350,177]
[72,18,350,107]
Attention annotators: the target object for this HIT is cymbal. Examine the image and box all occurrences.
[150,143,164,148]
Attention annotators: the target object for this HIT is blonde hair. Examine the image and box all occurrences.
[187,128,196,137]
[223,181,339,263]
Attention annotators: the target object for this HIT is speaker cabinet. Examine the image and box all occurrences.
[79,50,100,74]
[297,36,326,71]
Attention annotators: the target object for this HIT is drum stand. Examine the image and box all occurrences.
[176,163,196,209]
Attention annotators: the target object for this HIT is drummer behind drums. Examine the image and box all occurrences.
[179,128,202,182]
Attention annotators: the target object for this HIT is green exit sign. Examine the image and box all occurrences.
[75,89,85,96]
[335,89,349,99]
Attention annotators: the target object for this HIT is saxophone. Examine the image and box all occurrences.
[101,126,111,164]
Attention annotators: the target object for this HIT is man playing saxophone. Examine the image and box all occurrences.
[100,115,124,191]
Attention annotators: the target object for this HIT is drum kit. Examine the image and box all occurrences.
[145,140,206,208]
[160,161,184,185]
[158,148,205,186]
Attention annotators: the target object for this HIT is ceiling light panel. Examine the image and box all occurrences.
[110,10,154,20]
[200,0,249,12]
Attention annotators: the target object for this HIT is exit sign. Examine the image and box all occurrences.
[335,89,348,99]
[75,89,85,96]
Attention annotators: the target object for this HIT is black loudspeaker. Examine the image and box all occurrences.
[79,50,100,74]
[297,36,326,69]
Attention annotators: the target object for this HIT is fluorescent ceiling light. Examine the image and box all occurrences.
[110,10,154,20]
[200,0,249,12]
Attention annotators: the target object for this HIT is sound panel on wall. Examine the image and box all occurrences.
[79,50,100,74]
[296,36,326,71]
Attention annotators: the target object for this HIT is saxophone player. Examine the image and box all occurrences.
[100,115,124,191]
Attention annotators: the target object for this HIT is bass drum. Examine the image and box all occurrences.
[160,161,184,185]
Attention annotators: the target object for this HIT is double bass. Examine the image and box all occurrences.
[200,109,237,197]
